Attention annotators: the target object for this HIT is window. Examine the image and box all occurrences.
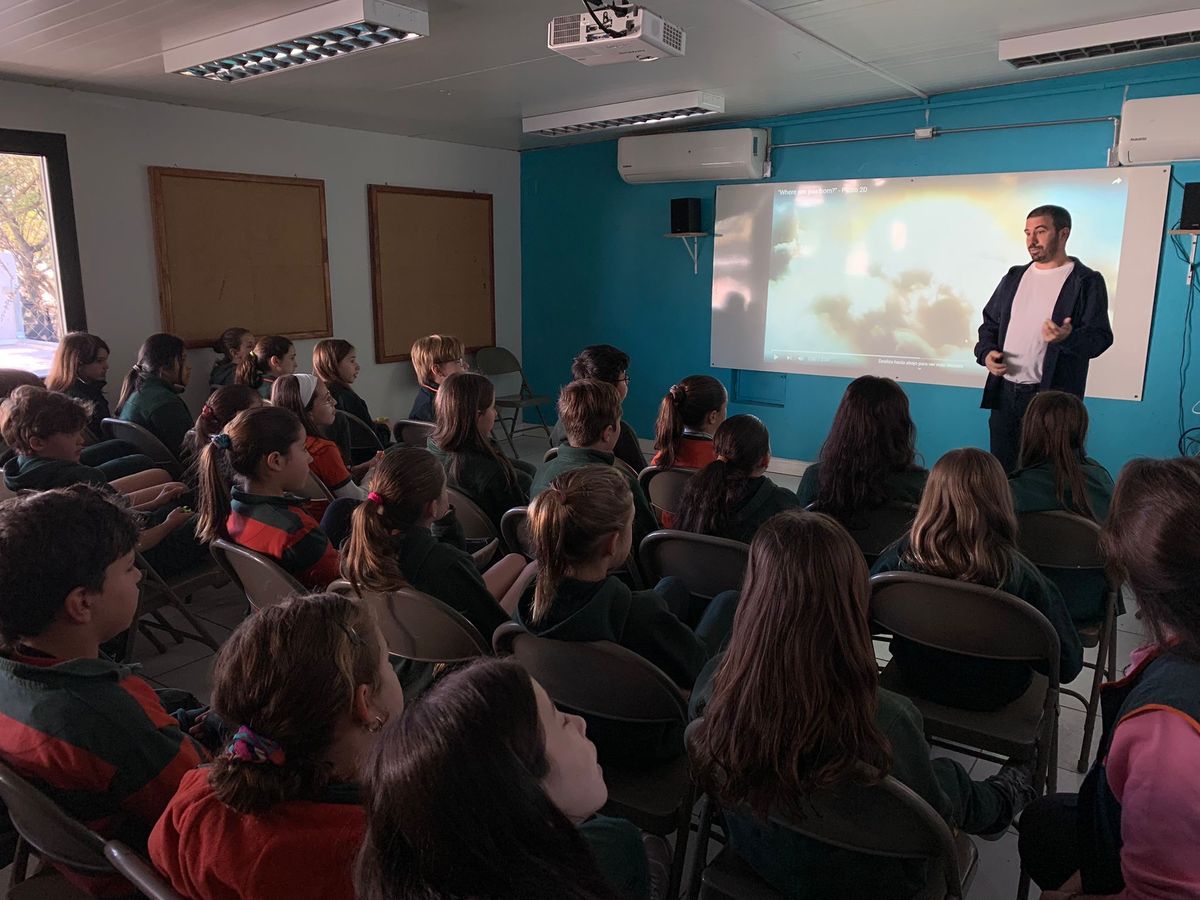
[0,129,85,375]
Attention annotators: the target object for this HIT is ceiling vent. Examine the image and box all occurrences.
[1000,10,1200,69]
[164,0,428,82]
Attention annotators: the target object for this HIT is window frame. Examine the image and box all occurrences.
[0,127,87,333]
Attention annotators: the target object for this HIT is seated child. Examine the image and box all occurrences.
[313,338,391,450]
[407,334,466,423]
[427,372,530,530]
[675,414,798,541]
[272,374,379,501]
[116,332,194,459]
[797,376,928,514]
[356,658,651,900]
[1009,390,1115,624]
[692,509,1036,899]
[0,485,205,895]
[551,344,646,473]
[185,384,263,469]
[196,406,346,589]
[871,447,1082,711]
[519,466,734,765]
[236,335,296,400]
[150,592,405,900]
[534,379,656,545]
[209,327,254,390]
[650,375,726,469]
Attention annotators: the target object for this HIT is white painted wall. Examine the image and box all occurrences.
[0,78,521,419]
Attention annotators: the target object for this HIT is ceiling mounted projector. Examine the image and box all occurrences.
[164,0,429,83]
[548,4,685,65]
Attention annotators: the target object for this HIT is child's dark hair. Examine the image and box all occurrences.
[116,333,186,413]
[653,374,727,469]
[0,485,140,647]
[208,592,384,814]
[236,335,293,390]
[341,448,446,594]
[271,374,320,438]
[1017,390,1095,519]
[196,406,305,543]
[213,327,251,363]
[355,658,620,900]
[46,332,109,393]
[557,379,621,448]
[814,376,920,516]
[527,466,632,625]
[676,415,771,537]
[570,344,629,385]
[0,385,90,455]
[313,339,354,388]
[430,372,517,488]
[193,385,262,450]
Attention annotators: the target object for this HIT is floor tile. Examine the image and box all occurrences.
[969,828,1023,900]
[131,610,228,679]
[153,655,217,706]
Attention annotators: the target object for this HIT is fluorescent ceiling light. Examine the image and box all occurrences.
[1000,9,1200,69]
[164,0,428,83]
[523,91,724,137]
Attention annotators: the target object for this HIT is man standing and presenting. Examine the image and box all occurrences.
[975,205,1113,472]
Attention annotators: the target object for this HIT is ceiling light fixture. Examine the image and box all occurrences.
[522,91,724,137]
[164,0,428,83]
[999,9,1200,69]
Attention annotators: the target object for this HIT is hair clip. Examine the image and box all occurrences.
[201,403,215,420]
[211,433,233,451]
[366,490,384,506]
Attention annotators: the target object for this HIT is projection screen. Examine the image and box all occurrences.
[710,167,1171,400]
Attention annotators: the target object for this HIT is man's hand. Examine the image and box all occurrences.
[985,350,1008,376]
[1042,316,1073,343]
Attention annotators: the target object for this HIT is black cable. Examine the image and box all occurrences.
[582,0,627,39]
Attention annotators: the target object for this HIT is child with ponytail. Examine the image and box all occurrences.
[675,414,798,543]
[188,384,263,461]
[195,406,346,589]
[236,335,296,399]
[116,332,193,459]
[518,466,736,765]
[150,592,405,900]
[340,447,529,642]
[209,327,254,390]
[651,374,727,469]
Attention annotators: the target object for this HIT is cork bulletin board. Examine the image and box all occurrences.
[368,185,495,363]
[148,166,332,347]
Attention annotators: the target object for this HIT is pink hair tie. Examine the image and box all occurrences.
[367,491,384,506]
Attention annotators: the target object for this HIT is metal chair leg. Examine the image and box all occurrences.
[666,785,695,900]
[1016,869,1032,900]
[686,795,716,900]
[1077,621,1112,772]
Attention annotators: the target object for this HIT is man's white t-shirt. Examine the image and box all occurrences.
[1002,262,1074,384]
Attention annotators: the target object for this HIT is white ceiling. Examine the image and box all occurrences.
[2,0,1200,150]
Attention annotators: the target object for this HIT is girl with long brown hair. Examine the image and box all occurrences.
[518,465,734,765]
[195,405,345,588]
[340,447,529,641]
[650,374,727,469]
[675,414,798,542]
[428,371,530,529]
[872,447,1082,710]
[1020,457,1200,899]
[209,327,254,390]
[312,339,391,450]
[150,592,405,900]
[356,659,646,900]
[692,510,1034,898]
[797,375,926,514]
[236,335,296,399]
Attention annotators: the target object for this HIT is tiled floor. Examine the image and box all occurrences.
[116,432,1142,898]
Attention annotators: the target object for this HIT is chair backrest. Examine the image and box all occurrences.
[501,506,533,557]
[832,501,918,561]
[103,841,184,900]
[101,418,180,474]
[296,470,335,502]
[543,446,558,464]
[639,529,749,600]
[394,419,436,446]
[348,586,490,661]
[869,571,1061,685]
[684,721,965,898]
[210,539,305,610]
[337,410,384,453]
[494,622,688,723]
[1016,510,1105,571]
[473,346,522,378]
[638,466,696,522]
[0,759,112,876]
[447,485,498,539]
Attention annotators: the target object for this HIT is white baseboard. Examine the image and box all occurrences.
[637,438,811,477]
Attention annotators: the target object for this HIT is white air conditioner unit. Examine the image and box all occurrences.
[1116,95,1200,165]
[617,128,768,184]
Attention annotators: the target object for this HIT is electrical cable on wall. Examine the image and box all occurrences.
[582,0,631,39]
[1168,206,1200,454]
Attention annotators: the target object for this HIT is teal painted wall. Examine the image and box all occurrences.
[521,58,1200,472]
